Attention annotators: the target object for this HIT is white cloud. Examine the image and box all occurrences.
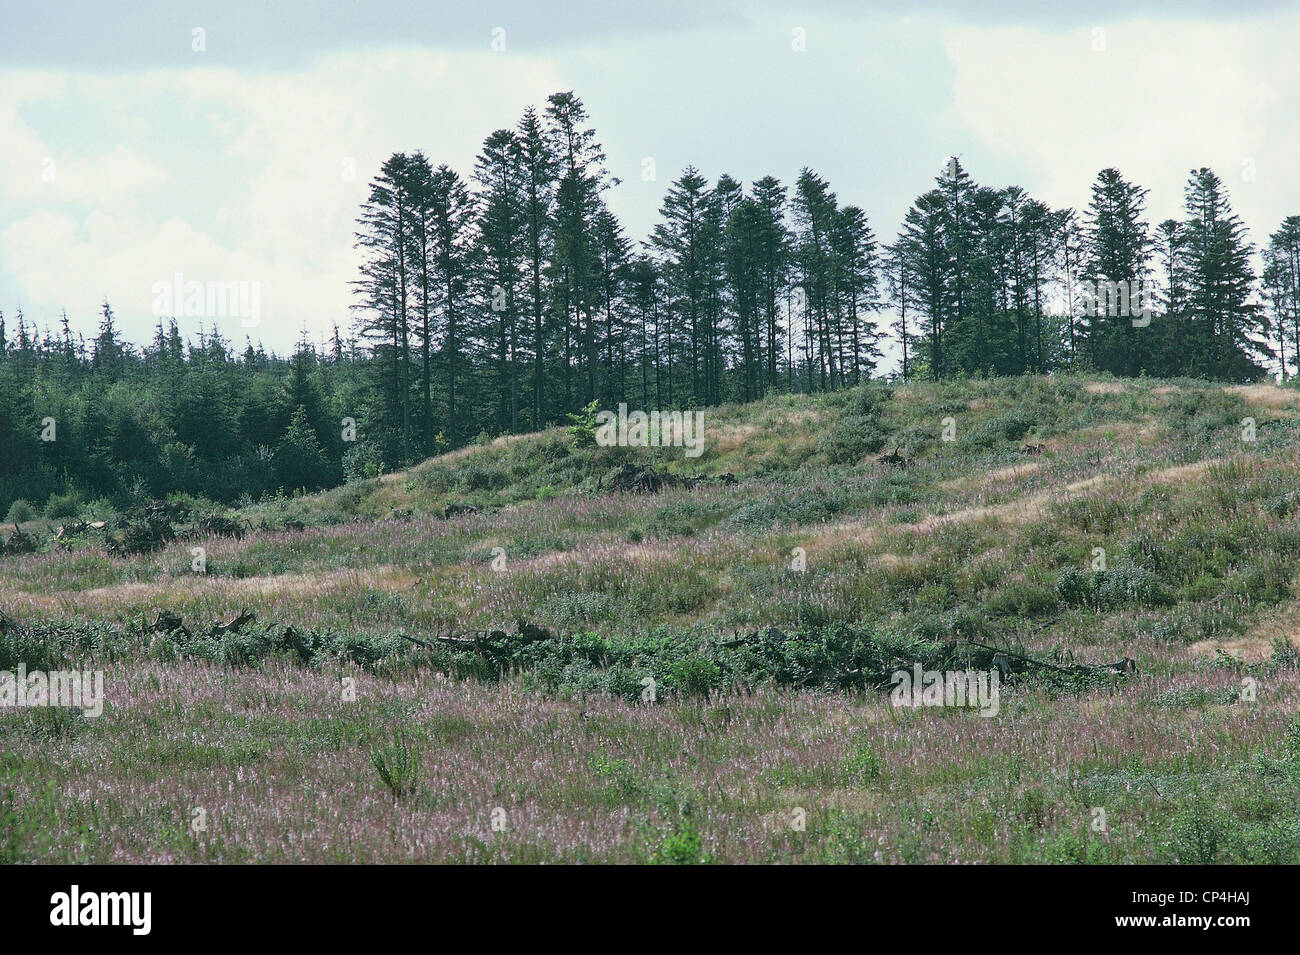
[0,49,567,349]
[944,16,1300,235]
[2,12,1297,359]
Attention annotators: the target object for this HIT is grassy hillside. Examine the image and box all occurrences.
[4,373,1300,863]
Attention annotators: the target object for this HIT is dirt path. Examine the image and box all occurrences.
[810,457,1221,549]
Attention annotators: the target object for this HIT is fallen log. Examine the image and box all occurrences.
[211,609,256,635]
[517,621,554,643]
[599,463,739,494]
[880,445,909,468]
[399,631,505,651]
[150,609,191,637]
[972,641,1137,680]
[399,633,439,651]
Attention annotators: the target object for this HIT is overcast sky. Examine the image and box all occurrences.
[1,0,1297,355]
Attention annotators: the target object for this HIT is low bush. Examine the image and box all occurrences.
[4,499,35,524]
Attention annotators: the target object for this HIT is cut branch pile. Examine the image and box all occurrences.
[971,641,1138,680]
[398,619,558,652]
[0,524,39,555]
[599,463,738,494]
[148,608,257,641]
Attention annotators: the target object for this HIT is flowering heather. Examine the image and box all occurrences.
[3,375,1300,863]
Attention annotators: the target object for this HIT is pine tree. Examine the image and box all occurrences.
[651,167,712,404]
[1181,168,1262,379]
[401,152,438,452]
[92,300,125,377]
[275,405,331,492]
[1020,198,1057,374]
[1081,168,1151,375]
[1263,216,1300,378]
[625,256,663,406]
[545,92,608,411]
[353,152,416,459]
[427,164,478,440]
[475,129,526,433]
[750,176,790,390]
[792,169,840,390]
[516,106,557,429]
[1154,218,1191,373]
[592,206,630,404]
[725,197,767,400]
[831,204,883,384]
[937,158,976,343]
[896,190,952,380]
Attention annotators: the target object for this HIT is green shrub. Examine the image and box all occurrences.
[730,488,852,529]
[565,399,601,449]
[966,410,1037,447]
[342,441,386,483]
[1244,821,1299,864]
[985,579,1059,617]
[845,739,883,784]
[651,819,707,864]
[458,463,509,492]
[667,657,721,698]
[415,463,456,492]
[4,499,35,524]
[0,786,28,864]
[1166,390,1248,443]
[1057,562,1170,609]
[1285,713,1300,760]
[1151,686,1214,709]
[1039,831,1112,864]
[546,592,617,627]
[819,416,888,464]
[848,382,893,416]
[1095,562,1171,608]
[44,491,82,520]
[1171,795,1226,863]
[1056,566,1095,606]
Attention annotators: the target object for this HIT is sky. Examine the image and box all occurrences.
[1,0,1297,356]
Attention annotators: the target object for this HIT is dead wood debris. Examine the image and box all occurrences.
[598,463,737,494]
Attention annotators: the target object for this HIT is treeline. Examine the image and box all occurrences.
[352,90,1300,460]
[3,89,1299,517]
[352,90,888,461]
[0,305,384,517]
[895,162,1297,382]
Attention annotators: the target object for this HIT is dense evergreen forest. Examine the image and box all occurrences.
[2,90,1299,519]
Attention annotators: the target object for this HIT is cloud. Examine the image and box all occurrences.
[0,49,568,349]
[944,16,1300,234]
[2,8,1297,360]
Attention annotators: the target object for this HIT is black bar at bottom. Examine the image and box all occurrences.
[0,864,1270,942]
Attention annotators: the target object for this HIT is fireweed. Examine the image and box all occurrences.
[594,404,705,458]
[0,665,104,718]
[5,375,1300,863]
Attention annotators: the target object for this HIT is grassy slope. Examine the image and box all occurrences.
[3,373,1300,863]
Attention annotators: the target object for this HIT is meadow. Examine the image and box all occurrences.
[3,373,1300,863]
